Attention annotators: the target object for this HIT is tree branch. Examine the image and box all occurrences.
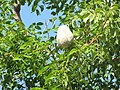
[13,2,22,21]
[85,37,97,46]
[102,16,109,30]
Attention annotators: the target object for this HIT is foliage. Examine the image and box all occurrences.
[0,0,120,89]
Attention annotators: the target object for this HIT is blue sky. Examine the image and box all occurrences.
[21,3,51,27]
[20,3,59,38]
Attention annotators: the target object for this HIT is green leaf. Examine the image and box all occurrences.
[89,14,95,22]
[32,5,37,12]
[32,0,39,12]
[38,66,49,76]
[19,44,26,49]
[80,9,87,16]
[39,5,44,12]
[27,0,33,6]
[37,22,43,25]
[83,16,89,23]
[51,11,56,16]
[68,48,78,56]
[13,57,21,61]
[45,76,57,84]
[23,55,32,58]
[36,9,40,15]
[31,87,45,90]
[35,25,41,30]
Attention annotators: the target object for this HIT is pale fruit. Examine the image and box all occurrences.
[56,25,74,48]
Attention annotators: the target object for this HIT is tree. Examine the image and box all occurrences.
[0,0,120,89]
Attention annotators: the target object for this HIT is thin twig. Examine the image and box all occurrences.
[102,16,109,30]
[86,19,90,45]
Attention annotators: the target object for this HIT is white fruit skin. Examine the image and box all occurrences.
[56,25,74,48]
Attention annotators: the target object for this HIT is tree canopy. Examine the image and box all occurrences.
[0,0,120,89]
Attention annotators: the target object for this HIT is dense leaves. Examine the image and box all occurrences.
[0,0,120,89]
